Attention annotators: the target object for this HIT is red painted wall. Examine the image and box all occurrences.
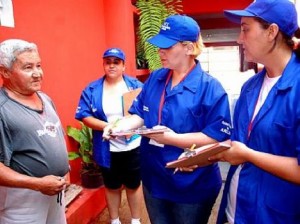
[183,0,252,14]
[0,0,136,182]
[0,0,106,126]
[103,0,137,76]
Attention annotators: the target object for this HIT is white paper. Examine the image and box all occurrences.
[0,0,15,28]
[149,139,164,148]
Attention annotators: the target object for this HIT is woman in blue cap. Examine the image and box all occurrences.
[75,48,143,224]
[210,0,300,223]
[104,15,232,224]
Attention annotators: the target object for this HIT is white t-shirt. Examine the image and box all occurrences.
[102,83,141,152]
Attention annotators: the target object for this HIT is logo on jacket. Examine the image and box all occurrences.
[220,120,231,135]
[143,105,149,112]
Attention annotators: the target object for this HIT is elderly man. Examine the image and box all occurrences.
[0,39,69,223]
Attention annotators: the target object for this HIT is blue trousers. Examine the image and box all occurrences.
[143,185,218,224]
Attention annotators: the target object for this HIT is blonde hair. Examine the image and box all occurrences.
[181,35,205,58]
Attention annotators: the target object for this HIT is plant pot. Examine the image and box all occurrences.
[81,171,103,189]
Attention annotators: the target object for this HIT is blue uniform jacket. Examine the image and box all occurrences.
[75,75,143,168]
[217,53,300,224]
[129,60,232,203]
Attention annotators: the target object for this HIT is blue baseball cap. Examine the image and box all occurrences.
[103,48,125,61]
[224,0,298,37]
[147,15,200,48]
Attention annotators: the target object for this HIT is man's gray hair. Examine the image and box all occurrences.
[0,39,38,69]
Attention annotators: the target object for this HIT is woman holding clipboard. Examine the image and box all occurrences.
[104,15,232,224]
[75,48,143,224]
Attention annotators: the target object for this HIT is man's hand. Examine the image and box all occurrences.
[35,175,67,196]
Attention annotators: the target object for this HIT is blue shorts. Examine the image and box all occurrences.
[101,147,141,190]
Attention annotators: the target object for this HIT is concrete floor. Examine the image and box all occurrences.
[91,162,230,224]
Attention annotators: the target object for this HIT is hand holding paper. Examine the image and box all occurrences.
[103,118,129,140]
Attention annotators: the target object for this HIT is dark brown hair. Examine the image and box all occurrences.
[255,17,300,57]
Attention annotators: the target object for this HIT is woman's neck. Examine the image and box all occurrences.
[171,60,196,88]
[104,75,124,86]
[263,46,292,78]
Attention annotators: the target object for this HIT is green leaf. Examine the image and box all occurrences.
[68,152,80,160]
[136,0,183,71]
[67,122,94,164]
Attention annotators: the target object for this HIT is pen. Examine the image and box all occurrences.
[190,143,196,151]
[112,118,121,128]
[173,143,196,174]
[102,118,122,142]
[173,167,179,174]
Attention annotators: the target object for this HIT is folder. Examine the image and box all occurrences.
[166,141,230,168]
[122,88,142,116]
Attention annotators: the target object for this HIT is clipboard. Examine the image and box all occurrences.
[110,126,169,137]
[122,88,142,116]
[165,141,230,168]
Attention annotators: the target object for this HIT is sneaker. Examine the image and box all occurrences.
[111,218,121,224]
[131,218,141,224]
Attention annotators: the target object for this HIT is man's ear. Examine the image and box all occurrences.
[0,66,11,78]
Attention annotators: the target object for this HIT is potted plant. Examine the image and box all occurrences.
[67,122,103,188]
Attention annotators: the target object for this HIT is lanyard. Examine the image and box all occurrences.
[247,118,254,139]
[157,64,196,124]
[247,95,260,138]
[158,70,172,125]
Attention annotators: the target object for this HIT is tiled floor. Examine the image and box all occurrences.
[91,162,229,224]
